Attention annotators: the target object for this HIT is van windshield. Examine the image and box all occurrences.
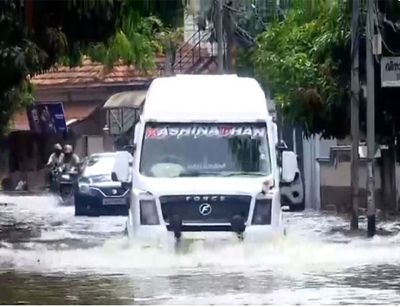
[139,123,272,178]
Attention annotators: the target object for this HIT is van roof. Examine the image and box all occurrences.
[142,74,270,123]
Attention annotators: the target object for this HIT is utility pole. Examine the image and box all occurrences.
[164,41,173,76]
[366,0,376,237]
[225,0,237,73]
[216,0,224,73]
[350,0,360,230]
[25,0,34,31]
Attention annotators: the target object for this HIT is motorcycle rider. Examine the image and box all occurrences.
[46,143,64,191]
[62,144,80,173]
[46,143,64,167]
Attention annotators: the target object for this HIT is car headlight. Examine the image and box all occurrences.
[78,183,91,195]
[61,174,70,180]
[139,196,160,225]
[252,193,272,225]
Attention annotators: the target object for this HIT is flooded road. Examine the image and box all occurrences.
[1,195,400,304]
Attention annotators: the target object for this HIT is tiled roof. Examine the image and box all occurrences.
[30,56,165,88]
[29,42,218,88]
[11,45,217,132]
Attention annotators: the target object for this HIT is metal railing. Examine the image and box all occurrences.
[173,29,214,74]
[157,29,216,76]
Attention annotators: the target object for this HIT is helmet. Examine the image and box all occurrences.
[54,143,62,151]
[64,144,73,154]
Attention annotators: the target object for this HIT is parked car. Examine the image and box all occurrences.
[280,169,304,211]
[74,152,132,216]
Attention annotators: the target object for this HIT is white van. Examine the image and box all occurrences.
[112,75,299,244]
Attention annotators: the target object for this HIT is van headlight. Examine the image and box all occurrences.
[139,195,160,225]
[252,193,272,225]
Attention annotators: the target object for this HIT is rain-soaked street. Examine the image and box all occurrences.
[1,195,400,304]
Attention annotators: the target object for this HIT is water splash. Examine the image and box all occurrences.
[2,195,400,304]
[0,195,400,276]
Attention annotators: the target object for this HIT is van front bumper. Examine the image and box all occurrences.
[128,224,285,244]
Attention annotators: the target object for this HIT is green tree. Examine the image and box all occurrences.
[87,0,184,71]
[250,0,400,143]
[0,0,120,137]
[0,0,183,137]
[252,0,351,139]
[248,0,400,213]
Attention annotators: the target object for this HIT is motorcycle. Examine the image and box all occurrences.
[49,164,62,193]
[59,166,79,206]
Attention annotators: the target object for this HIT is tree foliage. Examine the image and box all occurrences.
[0,0,183,137]
[252,0,351,139]
[0,0,122,136]
[88,13,164,71]
[87,0,184,71]
[1,1,44,136]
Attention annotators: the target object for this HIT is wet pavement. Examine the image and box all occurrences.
[1,195,400,304]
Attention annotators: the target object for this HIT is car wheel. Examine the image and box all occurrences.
[75,206,84,216]
[74,201,86,216]
[289,202,305,212]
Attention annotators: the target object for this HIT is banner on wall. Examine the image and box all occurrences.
[26,102,67,134]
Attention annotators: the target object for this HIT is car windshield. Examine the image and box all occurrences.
[139,123,272,178]
[81,154,116,182]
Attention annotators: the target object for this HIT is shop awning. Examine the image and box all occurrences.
[102,91,146,109]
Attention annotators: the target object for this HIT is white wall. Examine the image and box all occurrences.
[320,162,382,189]
[302,136,338,210]
[87,136,104,156]
[183,0,215,55]
[303,136,320,209]
[184,12,197,42]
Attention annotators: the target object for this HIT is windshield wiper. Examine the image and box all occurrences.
[178,170,225,177]
[179,171,266,177]
[221,171,267,177]
[179,170,201,177]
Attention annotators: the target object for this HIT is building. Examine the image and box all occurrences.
[1,5,219,191]
[2,57,164,190]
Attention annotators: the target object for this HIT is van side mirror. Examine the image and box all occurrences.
[134,122,140,146]
[272,122,278,145]
[112,151,132,184]
[276,140,288,152]
[276,140,288,167]
[281,151,298,183]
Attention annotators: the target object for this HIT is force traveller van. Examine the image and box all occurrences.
[112,75,300,244]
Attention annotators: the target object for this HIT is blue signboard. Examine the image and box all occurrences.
[27,102,67,134]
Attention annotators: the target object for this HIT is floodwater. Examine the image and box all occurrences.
[1,195,400,304]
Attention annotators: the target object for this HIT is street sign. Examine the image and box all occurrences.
[27,102,67,134]
[381,57,400,87]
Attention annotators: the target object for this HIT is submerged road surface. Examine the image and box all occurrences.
[1,195,400,304]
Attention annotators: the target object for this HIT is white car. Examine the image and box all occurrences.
[280,168,304,211]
